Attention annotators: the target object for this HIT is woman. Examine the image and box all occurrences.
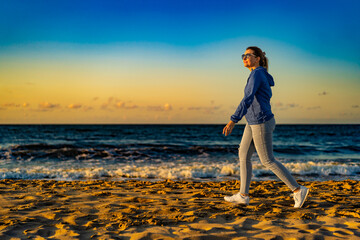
[223,46,309,208]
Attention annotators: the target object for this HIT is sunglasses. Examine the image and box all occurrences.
[242,53,256,60]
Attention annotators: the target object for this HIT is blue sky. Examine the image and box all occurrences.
[1,0,359,63]
[1,0,359,123]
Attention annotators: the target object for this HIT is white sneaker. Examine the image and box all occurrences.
[224,192,249,205]
[293,186,309,208]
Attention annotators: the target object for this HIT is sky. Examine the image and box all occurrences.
[1,0,359,124]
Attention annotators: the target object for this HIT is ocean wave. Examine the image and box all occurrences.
[0,143,236,162]
[1,160,359,181]
[2,141,359,167]
[334,146,360,152]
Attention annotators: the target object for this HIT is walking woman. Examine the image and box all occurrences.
[223,46,309,208]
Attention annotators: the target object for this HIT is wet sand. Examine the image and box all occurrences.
[0,179,359,239]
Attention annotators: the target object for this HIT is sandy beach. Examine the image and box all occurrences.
[0,179,359,239]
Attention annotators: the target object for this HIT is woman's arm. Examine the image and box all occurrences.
[230,71,262,123]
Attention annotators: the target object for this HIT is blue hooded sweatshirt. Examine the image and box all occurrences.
[230,66,274,125]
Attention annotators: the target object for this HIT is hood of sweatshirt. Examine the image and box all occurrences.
[262,67,274,87]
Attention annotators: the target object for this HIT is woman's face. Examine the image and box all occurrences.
[242,49,260,69]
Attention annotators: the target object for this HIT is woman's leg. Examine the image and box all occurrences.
[239,124,256,194]
[250,118,300,191]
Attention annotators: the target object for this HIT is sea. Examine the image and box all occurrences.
[0,124,359,182]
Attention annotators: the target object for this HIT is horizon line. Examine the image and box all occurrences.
[0,123,359,125]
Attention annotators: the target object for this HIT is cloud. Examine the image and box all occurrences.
[339,112,354,116]
[101,97,172,111]
[2,103,21,108]
[352,105,359,108]
[102,97,127,109]
[115,101,125,108]
[307,106,321,110]
[187,100,222,114]
[147,103,173,111]
[287,103,299,108]
[38,102,61,111]
[125,104,138,109]
[101,97,115,110]
[101,103,109,110]
[83,106,94,111]
[23,102,30,108]
[272,102,300,110]
[115,101,138,109]
[101,97,140,110]
[147,105,165,111]
[318,91,328,96]
[67,104,82,109]
[1,103,29,108]
[164,103,172,111]
[187,105,221,114]
[188,107,203,110]
[274,102,283,107]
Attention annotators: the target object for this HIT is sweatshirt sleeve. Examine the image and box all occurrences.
[230,71,262,123]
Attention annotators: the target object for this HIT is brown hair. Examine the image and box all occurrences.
[246,46,268,71]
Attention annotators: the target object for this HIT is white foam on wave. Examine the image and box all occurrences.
[1,159,359,181]
[283,161,360,176]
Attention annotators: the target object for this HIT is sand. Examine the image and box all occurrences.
[0,179,359,240]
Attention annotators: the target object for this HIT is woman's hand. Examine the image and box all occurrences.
[223,120,235,136]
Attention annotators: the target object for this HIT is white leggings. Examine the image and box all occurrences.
[239,117,300,194]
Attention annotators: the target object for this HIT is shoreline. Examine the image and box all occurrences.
[1,179,359,239]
